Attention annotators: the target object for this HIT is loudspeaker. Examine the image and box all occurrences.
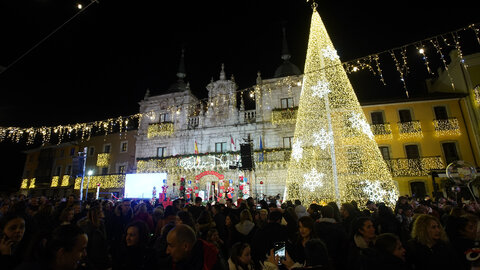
[240,143,253,170]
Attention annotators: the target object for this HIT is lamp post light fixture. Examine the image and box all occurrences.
[85,170,94,200]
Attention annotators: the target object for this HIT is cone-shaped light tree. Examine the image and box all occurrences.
[285,6,399,207]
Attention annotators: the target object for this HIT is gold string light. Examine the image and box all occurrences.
[433,118,461,137]
[96,153,110,167]
[390,50,409,98]
[1,22,479,145]
[431,38,456,91]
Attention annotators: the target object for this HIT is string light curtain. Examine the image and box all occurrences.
[285,7,398,207]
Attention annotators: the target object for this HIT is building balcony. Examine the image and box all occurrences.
[384,156,444,177]
[398,120,423,139]
[147,122,174,138]
[51,175,71,187]
[20,178,35,189]
[271,107,298,125]
[96,153,110,167]
[188,117,199,129]
[370,123,393,140]
[74,174,126,189]
[243,110,256,123]
[433,118,461,136]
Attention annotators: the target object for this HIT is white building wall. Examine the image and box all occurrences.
[135,74,303,198]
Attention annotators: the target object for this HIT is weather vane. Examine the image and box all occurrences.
[306,0,318,10]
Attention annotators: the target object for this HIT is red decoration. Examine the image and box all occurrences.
[239,185,244,190]
[260,181,263,185]
[195,171,225,180]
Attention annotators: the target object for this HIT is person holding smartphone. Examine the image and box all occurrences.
[263,239,332,270]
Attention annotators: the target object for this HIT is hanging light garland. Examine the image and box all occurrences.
[1,21,479,145]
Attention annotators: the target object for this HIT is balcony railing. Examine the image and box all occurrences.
[255,149,292,163]
[370,123,393,140]
[96,153,110,167]
[398,120,423,139]
[74,174,126,189]
[271,107,298,125]
[188,117,199,129]
[384,156,444,177]
[147,122,174,138]
[244,110,256,123]
[433,118,461,136]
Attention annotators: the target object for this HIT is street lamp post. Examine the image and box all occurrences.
[85,170,93,201]
[79,147,87,201]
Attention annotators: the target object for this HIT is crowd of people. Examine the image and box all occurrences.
[1,193,480,270]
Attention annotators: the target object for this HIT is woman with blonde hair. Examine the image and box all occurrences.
[405,214,457,270]
[235,209,256,243]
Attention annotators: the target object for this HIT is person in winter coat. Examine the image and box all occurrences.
[228,242,254,270]
[315,205,347,270]
[262,239,332,270]
[291,216,318,264]
[346,217,377,270]
[112,220,156,270]
[234,209,256,244]
[444,214,478,270]
[163,224,227,270]
[77,204,111,270]
[405,214,457,270]
[251,211,289,268]
[372,233,411,270]
[133,203,154,232]
[0,213,27,270]
[340,203,359,238]
[15,224,88,270]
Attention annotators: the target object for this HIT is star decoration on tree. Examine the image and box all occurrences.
[313,128,333,150]
[311,80,331,99]
[322,46,340,61]
[361,180,398,205]
[361,180,386,202]
[348,112,374,139]
[291,139,303,162]
[303,168,325,192]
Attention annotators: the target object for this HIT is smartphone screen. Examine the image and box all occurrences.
[273,241,286,265]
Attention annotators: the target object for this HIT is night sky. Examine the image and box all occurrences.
[0,0,479,191]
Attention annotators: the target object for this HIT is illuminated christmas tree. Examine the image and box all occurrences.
[285,6,398,207]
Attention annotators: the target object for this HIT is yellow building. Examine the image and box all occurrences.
[21,130,136,199]
[362,94,478,198]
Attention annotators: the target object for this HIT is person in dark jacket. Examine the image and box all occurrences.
[315,205,347,270]
[445,214,478,270]
[251,210,289,267]
[164,224,227,270]
[340,203,359,238]
[15,224,88,270]
[374,204,401,236]
[291,216,318,264]
[77,204,111,270]
[112,220,156,270]
[405,214,457,270]
[372,233,411,270]
[0,213,27,270]
[346,217,377,270]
